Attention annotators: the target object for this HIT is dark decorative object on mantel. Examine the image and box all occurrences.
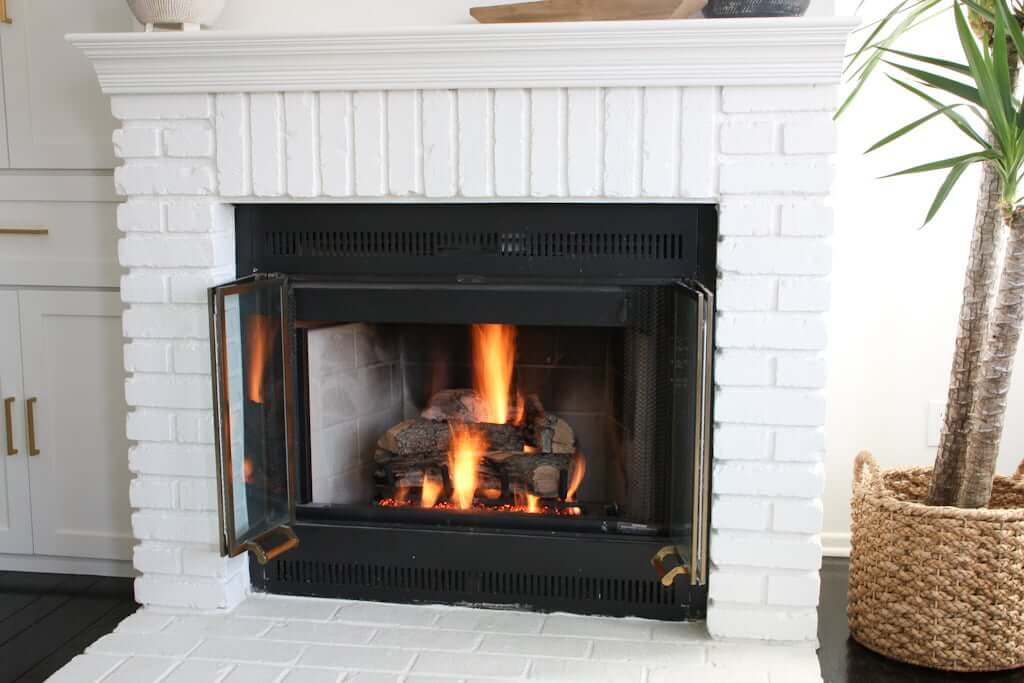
[703,0,810,17]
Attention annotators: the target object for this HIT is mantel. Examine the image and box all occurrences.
[69,16,858,95]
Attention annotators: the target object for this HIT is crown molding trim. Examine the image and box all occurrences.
[69,17,858,94]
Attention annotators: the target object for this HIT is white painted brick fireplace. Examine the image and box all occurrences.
[71,15,856,660]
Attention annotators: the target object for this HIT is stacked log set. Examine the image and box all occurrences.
[374,390,580,508]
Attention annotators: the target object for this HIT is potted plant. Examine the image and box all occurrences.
[843,0,1024,671]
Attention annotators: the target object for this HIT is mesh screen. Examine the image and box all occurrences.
[621,288,672,523]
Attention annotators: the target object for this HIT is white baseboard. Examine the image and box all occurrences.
[0,553,136,577]
[822,532,851,558]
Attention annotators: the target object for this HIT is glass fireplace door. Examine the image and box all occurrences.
[209,274,299,564]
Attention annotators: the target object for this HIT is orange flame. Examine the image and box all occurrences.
[448,422,486,510]
[511,391,525,426]
[471,324,517,424]
[566,451,586,502]
[394,486,410,505]
[246,314,277,404]
[526,494,540,514]
[421,477,442,508]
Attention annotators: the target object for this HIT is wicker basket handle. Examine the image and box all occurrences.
[853,451,882,493]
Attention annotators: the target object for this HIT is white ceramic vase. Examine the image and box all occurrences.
[126,0,226,30]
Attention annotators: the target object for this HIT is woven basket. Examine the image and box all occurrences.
[849,451,1024,672]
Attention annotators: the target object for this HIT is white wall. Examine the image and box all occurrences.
[824,0,1024,554]
[211,0,1022,553]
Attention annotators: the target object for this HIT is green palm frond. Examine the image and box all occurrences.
[866,0,1024,222]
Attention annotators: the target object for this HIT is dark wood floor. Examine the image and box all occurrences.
[0,572,137,683]
[818,557,1024,682]
[0,562,1021,683]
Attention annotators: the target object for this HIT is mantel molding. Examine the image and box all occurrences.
[69,17,858,94]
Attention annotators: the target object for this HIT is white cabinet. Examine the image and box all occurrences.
[0,292,32,553]
[0,290,131,561]
[0,0,134,169]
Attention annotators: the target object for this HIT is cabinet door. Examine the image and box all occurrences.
[0,0,134,169]
[0,292,32,554]
[19,290,132,560]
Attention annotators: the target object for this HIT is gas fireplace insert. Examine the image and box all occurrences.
[208,203,716,620]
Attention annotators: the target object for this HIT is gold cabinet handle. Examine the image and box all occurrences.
[0,228,47,236]
[26,398,39,456]
[0,0,10,24]
[3,398,15,456]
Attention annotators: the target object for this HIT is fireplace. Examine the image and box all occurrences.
[208,202,716,619]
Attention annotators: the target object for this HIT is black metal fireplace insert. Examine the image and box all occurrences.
[209,203,716,620]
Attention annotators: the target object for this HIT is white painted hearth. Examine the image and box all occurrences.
[71,16,856,647]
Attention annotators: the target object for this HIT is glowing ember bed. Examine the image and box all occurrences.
[208,203,716,620]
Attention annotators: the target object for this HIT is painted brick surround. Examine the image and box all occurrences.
[74,18,854,643]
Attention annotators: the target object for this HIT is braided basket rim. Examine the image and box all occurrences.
[854,463,1024,522]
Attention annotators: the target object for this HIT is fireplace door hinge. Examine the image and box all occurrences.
[209,273,300,564]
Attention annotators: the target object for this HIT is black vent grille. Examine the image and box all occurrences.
[272,559,677,607]
[264,230,688,261]
[236,203,716,280]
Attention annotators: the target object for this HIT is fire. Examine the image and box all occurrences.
[245,314,277,404]
[420,477,442,508]
[472,324,517,424]
[566,451,586,502]
[448,422,486,510]
[526,494,540,514]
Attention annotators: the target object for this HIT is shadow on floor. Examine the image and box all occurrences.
[819,557,1023,683]
[0,571,137,683]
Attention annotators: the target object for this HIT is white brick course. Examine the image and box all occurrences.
[113,126,162,158]
[110,82,837,642]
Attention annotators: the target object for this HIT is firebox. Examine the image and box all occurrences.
[208,203,716,620]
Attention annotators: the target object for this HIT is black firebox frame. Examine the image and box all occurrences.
[229,203,716,621]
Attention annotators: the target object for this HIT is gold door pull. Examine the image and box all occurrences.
[0,228,47,236]
[26,398,39,456]
[0,0,10,24]
[3,398,16,456]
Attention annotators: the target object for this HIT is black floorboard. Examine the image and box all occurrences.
[819,557,1024,683]
[0,571,136,683]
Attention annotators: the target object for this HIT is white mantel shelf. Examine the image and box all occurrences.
[69,16,858,94]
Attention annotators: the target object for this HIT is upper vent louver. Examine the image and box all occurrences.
[264,229,688,260]
[236,204,716,280]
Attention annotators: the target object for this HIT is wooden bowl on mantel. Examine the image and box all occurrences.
[470,0,709,23]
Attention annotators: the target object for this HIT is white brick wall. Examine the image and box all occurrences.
[112,83,836,641]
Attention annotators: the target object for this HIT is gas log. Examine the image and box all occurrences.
[374,449,572,500]
[378,417,524,454]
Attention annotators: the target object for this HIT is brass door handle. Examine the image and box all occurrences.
[0,228,47,236]
[26,397,39,456]
[3,398,15,456]
[0,0,10,24]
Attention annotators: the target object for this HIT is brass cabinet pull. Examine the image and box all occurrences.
[0,228,47,236]
[0,0,10,24]
[26,398,39,456]
[3,398,15,456]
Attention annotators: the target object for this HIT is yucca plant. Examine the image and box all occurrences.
[849,0,1024,507]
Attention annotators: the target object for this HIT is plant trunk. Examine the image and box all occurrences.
[927,55,1020,506]
[926,159,1006,504]
[957,211,1024,508]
